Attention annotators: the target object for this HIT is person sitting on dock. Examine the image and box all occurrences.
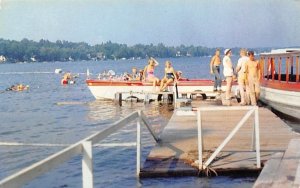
[160,61,178,92]
[235,48,250,105]
[245,51,261,106]
[143,57,160,90]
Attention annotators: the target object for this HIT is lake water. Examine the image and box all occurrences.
[0,57,258,188]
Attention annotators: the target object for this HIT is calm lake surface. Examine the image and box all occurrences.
[0,57,258,188]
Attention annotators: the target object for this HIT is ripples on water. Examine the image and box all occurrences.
[0,58,255,187]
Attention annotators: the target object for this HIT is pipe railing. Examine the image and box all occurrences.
[0,110,157,188]
[196,106,260,170]
[260,53,300,83]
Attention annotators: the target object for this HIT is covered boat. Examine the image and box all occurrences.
[259,49,300,120]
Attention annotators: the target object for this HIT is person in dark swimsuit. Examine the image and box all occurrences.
[160,61,177,91]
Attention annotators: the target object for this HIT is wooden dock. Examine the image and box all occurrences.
[253,139,300,188]
[140,100,300,177]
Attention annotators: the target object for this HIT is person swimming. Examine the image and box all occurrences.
[61,72,75,85]
[6,84,29,91]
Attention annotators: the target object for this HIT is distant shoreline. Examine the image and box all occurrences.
[0,38,288,63]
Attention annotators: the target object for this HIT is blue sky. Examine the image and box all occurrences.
[0,0,300,48]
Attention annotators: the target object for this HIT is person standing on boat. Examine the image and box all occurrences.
[160,61,177,92]
[245,51,261,105]
[235,49,250,105]
[143,57,160,90]
[210,49,222,92]
[223,49,234,103]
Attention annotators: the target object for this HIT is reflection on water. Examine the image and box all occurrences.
[87,99,174,134]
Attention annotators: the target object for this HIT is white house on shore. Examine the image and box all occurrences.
[0,55,6,63]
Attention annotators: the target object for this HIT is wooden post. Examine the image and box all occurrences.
[115,93,122,106]
[296,56,299,82]
[271,58,275,81]
[82,141,94,188]
[251,117,255,151]
[197,108,203,170]
[144,94,149,104]
[261,57,265,80]
[286,57,289,83]
[291,56,294,79]
[278,57,282,81]
[136,111,141,176]
[254,107,261,168]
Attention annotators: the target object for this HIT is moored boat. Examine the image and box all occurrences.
[86,78,232,100]
[259,49,300,120]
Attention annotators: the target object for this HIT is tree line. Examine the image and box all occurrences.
[0,38,271,63]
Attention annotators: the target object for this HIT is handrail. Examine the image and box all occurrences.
[0,110,158,188]
[260,53,300,83]
[196,106,260,170]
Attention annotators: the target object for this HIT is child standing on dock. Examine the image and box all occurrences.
[245,51,261,105]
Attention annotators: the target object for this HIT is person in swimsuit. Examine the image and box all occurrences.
[160,61,177,92]
[143,57,160,90]
[61,72,72,85]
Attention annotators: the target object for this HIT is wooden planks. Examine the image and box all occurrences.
[141,100,300,178]
[252,152,284,187]
[254,139,300,188]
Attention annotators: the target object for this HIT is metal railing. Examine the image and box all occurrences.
[196,106,260,170]
[0,110,158,188]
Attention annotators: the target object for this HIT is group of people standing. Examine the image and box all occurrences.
[210,48,261,105]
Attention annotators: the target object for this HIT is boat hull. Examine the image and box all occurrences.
[86,79,232,100]
[260,86,300,119]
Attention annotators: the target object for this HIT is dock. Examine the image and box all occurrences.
[140,99,300,177]
[253,139,300,188]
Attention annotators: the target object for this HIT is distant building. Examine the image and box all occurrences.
[30,56,37,62]
[0,55,6,63]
